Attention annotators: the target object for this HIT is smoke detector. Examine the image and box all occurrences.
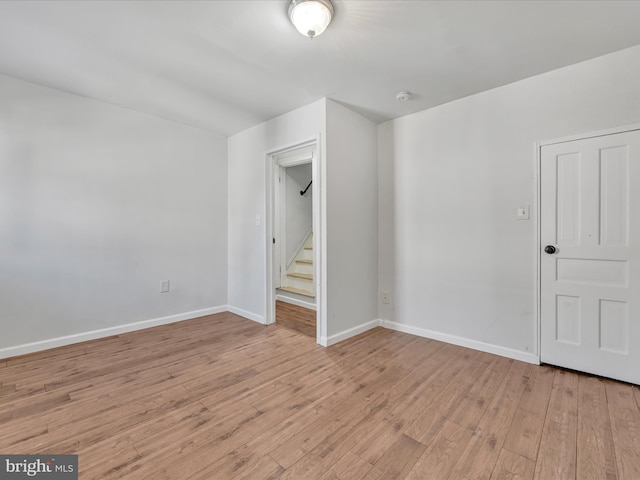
[396,91,411,102]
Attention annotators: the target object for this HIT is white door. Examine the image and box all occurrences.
[541,129,640,385]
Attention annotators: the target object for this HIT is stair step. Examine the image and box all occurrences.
[279,286,315,298]
[296,259,312,264]
[287,272,312,280]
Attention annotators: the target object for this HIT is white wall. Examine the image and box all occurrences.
[325,100,378,341]
[0,74,228,355]
[285,163,312,264]
[227,100,325,323]
[378,122,395,324]
[227,98,378,343]
[379,45,640,361]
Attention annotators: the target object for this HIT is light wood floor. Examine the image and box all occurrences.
[1,313,639,479]
[276,300,316,338]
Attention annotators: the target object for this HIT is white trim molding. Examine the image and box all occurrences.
[227,305,266,325]
[381,320,540,365]
[287,229,313,270]
[321,318,538,364]
[264,134,325,344]
[539,122,640,147]
[320,319,382,347]
[0,305,227,360]
[275,294,316,311]
[534,140,542,360]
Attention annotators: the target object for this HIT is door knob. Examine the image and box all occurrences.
[544,245,557,254]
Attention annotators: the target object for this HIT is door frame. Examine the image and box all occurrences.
[535,122,640,364]
[265,135,325,344]
[275,152,314,291]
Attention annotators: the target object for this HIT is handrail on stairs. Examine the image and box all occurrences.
[300,181,312,196]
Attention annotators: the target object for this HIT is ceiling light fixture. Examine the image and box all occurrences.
[288,0,334,38]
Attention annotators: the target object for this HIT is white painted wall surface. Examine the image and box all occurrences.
[378,122,395,323]
[227,100,325,323]
[379,45,640,359]
[325,100,378,341]
[0,74,228,353]
[285,163,312,265]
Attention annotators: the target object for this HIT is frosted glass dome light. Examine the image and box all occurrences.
[288,0,334,38]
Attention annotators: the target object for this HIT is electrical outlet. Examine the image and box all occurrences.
[381,292,391,304]
[160,280,170,293]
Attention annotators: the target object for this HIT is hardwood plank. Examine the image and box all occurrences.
[0,416,49,449]
[276,300,316,338]
[371,434,426,479]
[75,436,141,479]
[271,346,462,477]
[405,420,473,480]
[8,384,197,454]
[268,365,411,469]
[156,367,407,479]
[533,369,579,480]
[226,336,439,479]
[319,452,375,480]
[46,373,180,428]
[449,361,531,480]
[503,365,556,461]
[0,392,72,423]
[365,334,432,370]
[448,355,514,430]
[358,347,490,465]
[577,375,618,480]
[0,384,16,397]
[276,453,325,480]
[490,448,536,480]
[227,455,284,480]
[107,400,266,479]
[209,392,350,477]
[606,380,640,479]
[0,312,638,479]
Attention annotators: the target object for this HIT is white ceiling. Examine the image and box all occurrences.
[1,1,640,137]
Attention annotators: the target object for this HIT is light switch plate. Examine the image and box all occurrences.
[517,205,530,220]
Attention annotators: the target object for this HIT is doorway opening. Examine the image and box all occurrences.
[265,138,323,343]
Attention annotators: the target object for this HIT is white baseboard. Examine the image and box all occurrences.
[381,320,540,365]
[275,294,317,311]
[227,305,266,325]
[321,319,382,347]
[0,305,228,360]
[0,306,540,367]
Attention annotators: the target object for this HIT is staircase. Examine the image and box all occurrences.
[280,234,314,298]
